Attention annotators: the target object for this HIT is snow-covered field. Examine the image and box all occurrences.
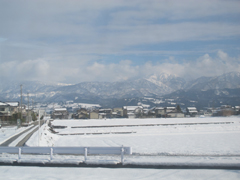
[26,117,240,156]
[0,166,239,180]
[1,116,240,179]
[23,117,240,167]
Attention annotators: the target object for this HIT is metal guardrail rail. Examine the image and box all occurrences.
[0,146,132,164]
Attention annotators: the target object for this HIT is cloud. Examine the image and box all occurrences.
[0,50,239,83]
[1,1,239,48]
[0,0,239,84]
[81,51,240,82]
[109,0,240,25]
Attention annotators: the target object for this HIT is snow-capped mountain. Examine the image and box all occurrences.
[146,73,186,91]
[185,72,240,91]
[52,78,171,99]
[0,72,239,104]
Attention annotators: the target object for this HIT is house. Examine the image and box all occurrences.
[134,107,144,118]
[123,106,143,118]
[111,112,118,118]
[235,106,240,115]
[220,105,235,116]
[167,111,185,118]
[113,107,124,118]
[90,111,99,119]
[5,102,19,115]
[0,101,11,121]
[154,107,165,117]
[99,109,112,119]
[51,108,69,119]
[73,108,88,119]
[0,101,23,124]
[201,108,214,117]
[186,107,198,117]
[165,107,176,113]
[165,106,184,118]
[127,113,136,119]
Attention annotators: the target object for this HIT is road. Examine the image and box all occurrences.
[0,120,44,146]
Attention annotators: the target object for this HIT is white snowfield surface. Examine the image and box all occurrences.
[1,117,240,179]
[27,117,240,155]
[22,117,240,166]
[0,166,239,180]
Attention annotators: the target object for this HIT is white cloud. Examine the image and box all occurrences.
[0,1,239,84]
[0,51,239,83]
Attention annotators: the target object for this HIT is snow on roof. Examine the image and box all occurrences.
[189,110,198,113]
[187,107,198,113]
[123,106,142,110]
[141,104,150,108]
[187,107,197,110]
[155,107,164,110]
[0,102,8,106]
[6,102,19,107]
[127,112,135,115]
[54,108,67,111]
[166,107,175,109]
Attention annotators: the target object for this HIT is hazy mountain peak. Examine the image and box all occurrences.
[147,73,179,81]
[0,71,239,103]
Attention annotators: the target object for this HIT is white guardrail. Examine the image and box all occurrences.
[0,146,132,164]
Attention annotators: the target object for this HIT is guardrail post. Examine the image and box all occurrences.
[18,147,21,160]
[84,147,87,162]
[50,148,53,160]
[121,146,124,164]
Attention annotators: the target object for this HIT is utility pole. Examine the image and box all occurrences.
[32,98,34,120]
[53,103,55,119]
[38,109,40,146]
[20,84,23,120]
[31,98,33,112]
[27,93,29,123]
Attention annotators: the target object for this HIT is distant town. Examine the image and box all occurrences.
[1,100,239,126]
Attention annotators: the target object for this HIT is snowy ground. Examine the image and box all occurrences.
[0,125,34,145]
[27,117,240,156]
[0,166,239,180]
[18,116,240,166]
[1,116,240,179]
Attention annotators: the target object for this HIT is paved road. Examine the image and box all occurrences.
[16,126,40,146]
[0,120,44,146]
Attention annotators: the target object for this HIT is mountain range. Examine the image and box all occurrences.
[0,71,240,108]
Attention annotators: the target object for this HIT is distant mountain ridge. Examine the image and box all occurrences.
[185,72,240,90]
[146,73,186,91]
[0,71,239,104]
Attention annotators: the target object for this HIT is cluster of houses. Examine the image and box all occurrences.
[51,104,240,120]
[1,100,240,122]
[0,101,36,125]
[0,101,20,122]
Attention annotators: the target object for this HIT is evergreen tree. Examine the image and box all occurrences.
[176,105,182,112]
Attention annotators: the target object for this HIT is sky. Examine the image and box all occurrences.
[0,0,240,84]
